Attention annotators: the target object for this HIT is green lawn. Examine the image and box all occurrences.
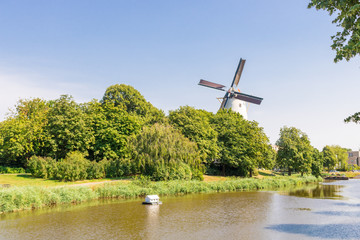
[0,174,124,187]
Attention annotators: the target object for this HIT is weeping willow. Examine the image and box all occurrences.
[129,123,204,180]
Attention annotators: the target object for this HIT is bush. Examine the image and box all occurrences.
[0,166,26,174]
[104,158,134,178]
[55,152,89,181]
[27,156,52,178]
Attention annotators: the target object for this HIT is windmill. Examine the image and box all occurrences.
[198,58,263,120]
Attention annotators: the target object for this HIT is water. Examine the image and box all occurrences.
[1,180,360,240]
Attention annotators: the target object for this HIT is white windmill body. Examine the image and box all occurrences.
[224,97,248,119]
[198,58,262,120]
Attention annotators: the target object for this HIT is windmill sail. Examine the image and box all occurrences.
[231,58,246,88]
[232,91,263,105]
[198,79,226,91]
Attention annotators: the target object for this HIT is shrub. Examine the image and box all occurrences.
[27,156,52,178]
[104,158,134,178]
[0,166,26,174]
[55,152,89,181]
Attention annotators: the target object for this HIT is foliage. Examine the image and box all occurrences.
[276,126,313,176]
[311,148,323,177]
[211,110,274,177]
[322,145,348,171]
[168,106,219,164]
[0,98,53,166]
[129,123,203,180]
[47,95,93,159]
[308,0,360,62]
[103,158,134,178]
[0,166,26,174]
[0,176,321,213]
[84,100,141,161]
[101,84,165,124]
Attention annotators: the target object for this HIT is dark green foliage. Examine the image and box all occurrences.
[47,95,93,159]
[276,126,313,176]
[211,110,274,177]
[101,84,165,124]
[129,123,204,180]
[311,148,323,177]
[27,153,106,181]
[308,0,360,62]
[168,106,219,164]
[84,100,141,161]
[56,152,90,181]
[0,166,26,174]
[104,158,134,178]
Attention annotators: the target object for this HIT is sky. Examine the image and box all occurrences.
[0,0,359,150]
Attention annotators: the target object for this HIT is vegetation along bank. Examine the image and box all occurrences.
[0,175,321,214]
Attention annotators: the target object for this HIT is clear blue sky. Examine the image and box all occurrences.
[0,0,359,150]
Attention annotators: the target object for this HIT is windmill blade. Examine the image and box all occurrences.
[219,92,230,109]
[232,91,263,105]
[198,79,226,91]
[231,58,246,88]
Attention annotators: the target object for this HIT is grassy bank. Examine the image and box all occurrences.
[0,175,321,214]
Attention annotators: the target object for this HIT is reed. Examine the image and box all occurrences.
[0,175,321,213]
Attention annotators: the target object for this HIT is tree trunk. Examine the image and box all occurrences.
[249,169,253,177]
[222,165,225,176]
[288,168,291,176]
[301,172,303,177]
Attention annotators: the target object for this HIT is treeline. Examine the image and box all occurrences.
[275,126,350,176]
[0,83,344,181]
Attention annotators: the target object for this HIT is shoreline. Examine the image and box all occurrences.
[0,175,322,214]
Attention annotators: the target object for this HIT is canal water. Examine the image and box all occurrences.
[1,180,360,240]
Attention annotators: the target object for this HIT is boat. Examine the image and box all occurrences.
[142,195,162,205]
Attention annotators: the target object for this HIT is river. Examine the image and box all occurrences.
[1,180,360,240]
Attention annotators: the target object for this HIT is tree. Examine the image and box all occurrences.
[276,126,313,176]
[47,95,93,159]
[322,145,337,170]
[84,100,141,161]
[308,0,360,62]
[168,106,219,164]
[211,110,273,177]
[129,123,203,180]
[101,84,165,124]
[322,145,348,170]
[0,98,54,166]
[311,147,324,177]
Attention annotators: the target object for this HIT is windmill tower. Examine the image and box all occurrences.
[198,58,263,120]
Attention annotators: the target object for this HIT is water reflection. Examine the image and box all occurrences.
[279,184,343,199]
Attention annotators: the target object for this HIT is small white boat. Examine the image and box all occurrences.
[142,195,162,205]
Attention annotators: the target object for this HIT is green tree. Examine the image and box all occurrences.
[322,145,337,171]
[211,110,273,177]
[129,123,203,180]
[84,100,141,161]
[168,106,219,164]
[0,98,53,166]
[324,145,348,170]
[276,126,313,176]
[101,84,165,124]
[308,0,360,62]
[47,95,93,159]
[311,147,323,177]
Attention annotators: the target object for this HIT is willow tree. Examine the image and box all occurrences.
[129,123,203,180]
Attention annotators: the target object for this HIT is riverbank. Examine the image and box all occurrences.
[0,175,321,214]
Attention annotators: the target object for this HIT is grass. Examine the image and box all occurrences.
[0,174,126,187]
[0,174,322,214]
